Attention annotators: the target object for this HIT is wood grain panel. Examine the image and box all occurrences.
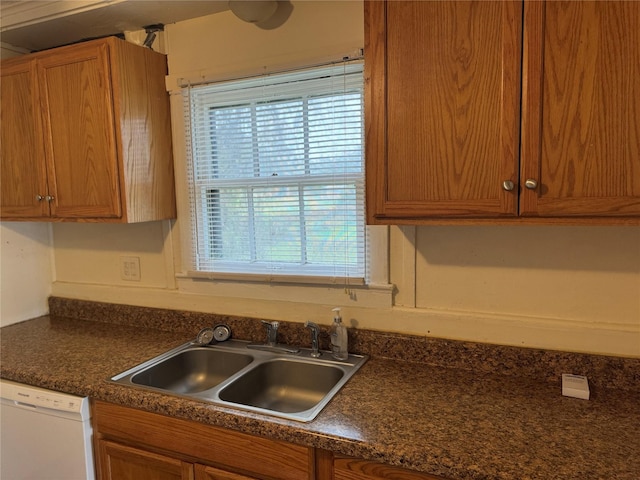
[314,448,335,480]
[99,439,194,480]
[109,38,176,222]
[366,0,521,220]
[521,0,640,216]
[334,454,447,480]
[386,1,501,202]
[195,464,258,480]
[38,42,122,218]
[0,57,49,217]
[93,401,311,480]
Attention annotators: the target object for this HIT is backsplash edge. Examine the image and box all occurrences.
[48,296,640,392]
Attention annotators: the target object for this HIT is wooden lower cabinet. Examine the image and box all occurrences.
[97,439,260,480]
[98,440,194,480]
[92,401,450,480]
[92,401,311,480]
[332,454,447,480]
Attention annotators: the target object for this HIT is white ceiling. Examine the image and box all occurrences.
[0,0,229,51]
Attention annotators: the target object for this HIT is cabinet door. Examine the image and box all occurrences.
[0,57,50,217]
[98,440,193,480]
[37,42,122,218]
[365,0,522,221]
[521,0,640,216]
[194,464,258,480]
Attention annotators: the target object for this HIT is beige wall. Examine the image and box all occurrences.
[48,1,640,357]
[0,45,53,327]
[0,223,53,326]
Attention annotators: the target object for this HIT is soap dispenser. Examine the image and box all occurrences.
[330,307,348,360]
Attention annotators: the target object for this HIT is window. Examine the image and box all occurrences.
[184,63,366,281]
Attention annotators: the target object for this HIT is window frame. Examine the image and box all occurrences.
[182,62,369,284]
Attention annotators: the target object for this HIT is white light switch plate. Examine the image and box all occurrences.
[120,256,141,281]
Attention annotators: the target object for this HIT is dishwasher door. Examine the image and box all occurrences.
[0,380,95,480]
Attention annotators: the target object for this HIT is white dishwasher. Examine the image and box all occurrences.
[0,379,95,480]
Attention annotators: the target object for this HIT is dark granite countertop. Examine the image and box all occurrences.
[1,306,639,480]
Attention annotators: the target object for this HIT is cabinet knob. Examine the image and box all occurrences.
[524,179,538,190]
[502,180,515,191]
[36,195,45,201]
[45,195,55,202]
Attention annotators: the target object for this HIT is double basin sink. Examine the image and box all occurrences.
[111,339,367,422]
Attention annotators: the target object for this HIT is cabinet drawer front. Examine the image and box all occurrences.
[195,464,258,480]
[334,455,446,480]
[93,401,310,480]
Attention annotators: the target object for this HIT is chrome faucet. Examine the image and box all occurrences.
[247,320,300,354]
[262,320,279,346]
[304,321,321,358]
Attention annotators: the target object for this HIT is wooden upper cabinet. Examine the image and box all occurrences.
[38,41,121,219]
[0,37,176,222]
[0,58,49,217]
[365,0,523,221]
[521,0,640,217]
[366,0,640,223]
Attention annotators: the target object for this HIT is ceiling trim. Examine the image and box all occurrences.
[0,0,128,31]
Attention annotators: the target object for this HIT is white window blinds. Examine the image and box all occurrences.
[184,63,366,281]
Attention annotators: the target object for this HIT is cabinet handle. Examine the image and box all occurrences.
[45,195,55,202]
[36,195,45,201]
[502,180,515,191]
[524,179,538,190]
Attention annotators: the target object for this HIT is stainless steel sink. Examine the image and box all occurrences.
[130,348,253,394]
[219,359,344,415]
[111,340,367,422]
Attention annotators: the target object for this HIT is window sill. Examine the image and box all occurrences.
[175,272,394,309]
